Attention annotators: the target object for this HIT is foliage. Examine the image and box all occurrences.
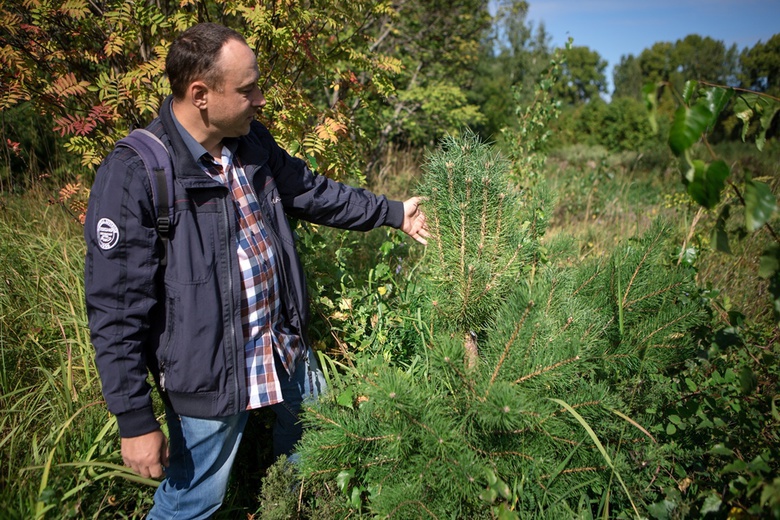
[0,0,411,182]
[0,195,159,519]
[559,96,662,152]
[500,41,567,183]
[293,133,709,518]
[613,54,644,101]
[645,79,780,320]
[358,0,494,176]
[0,103,78,191]
[739,34,780,97]
[554,45,607,105]
[298,224,426,366]
[615,35,739,101]
[647,319,780,519]
[469,0,552,141]
[415,131,544,341]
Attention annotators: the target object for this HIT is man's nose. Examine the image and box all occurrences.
[254,91,266,108]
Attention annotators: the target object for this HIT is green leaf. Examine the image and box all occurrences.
[759,244,780,279]
[679,247,697,266]
[349,486,362,507]
[733,94,760,141]
[739,367,757,395]
[336,388,354,409]
[669,102,713,155]
[712,205,732,254]
[485,468,498,486]
[687,160,728,209]
[744,179,777,232]
[306,153,319,171]
[666,423,677,435]
[648,499,676,519]
[722,459,748,473]
[702,87,734,129]
[701,495,722,514]
[497,480,512,500]
[757,102,780,151]
[496,503,520,520]
[684,157,705,184]
[709,444,734,456]
[682,80,698,105]
[479,487,498,504]
[336,469,354,493]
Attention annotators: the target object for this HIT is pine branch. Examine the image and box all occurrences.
[540,466,607,481]
[429,195,447,273]
[491,192,506,260]
[636,311,699,347]
[621,229,664,304]
[470,444,535,462]
[538,401,602,427]
[572,269,600,297]
[305,407,398,443]
[514,355,581,385]
[623,282,683,309]
[386,501,441,519]
[308,457,398,477]
[478,176,489,261]
[487,300,535,388]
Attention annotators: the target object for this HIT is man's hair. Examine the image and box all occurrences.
[166,23,246,99]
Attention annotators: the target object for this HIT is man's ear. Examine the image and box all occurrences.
[190,81,209,110]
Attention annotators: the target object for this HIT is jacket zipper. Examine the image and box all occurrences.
[222,194,241,409]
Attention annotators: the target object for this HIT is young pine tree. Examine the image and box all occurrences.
[288,133,707,519]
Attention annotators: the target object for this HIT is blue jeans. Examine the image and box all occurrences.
[148,355,307,519]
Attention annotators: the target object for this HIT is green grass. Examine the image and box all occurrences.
[0,192,157,519]
[542,141,780,329]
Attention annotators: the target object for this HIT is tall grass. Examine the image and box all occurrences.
[543,142,780,328]
[0,192,156,519]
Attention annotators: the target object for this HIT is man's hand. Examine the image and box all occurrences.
[121,429,169,479]
[401,196,430,245]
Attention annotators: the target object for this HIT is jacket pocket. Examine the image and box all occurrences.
[159,275,227,394]
[164,205,219,284]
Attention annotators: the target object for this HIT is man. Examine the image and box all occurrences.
[84,22,428,519]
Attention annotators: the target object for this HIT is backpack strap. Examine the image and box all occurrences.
[116,129,175,266]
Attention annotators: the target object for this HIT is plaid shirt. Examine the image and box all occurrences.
[203,145,301,409]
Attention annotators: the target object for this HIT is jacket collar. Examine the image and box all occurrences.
[158,95,271,187]
[158,95,223,189]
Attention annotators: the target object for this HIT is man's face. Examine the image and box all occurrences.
[207,39,266,139]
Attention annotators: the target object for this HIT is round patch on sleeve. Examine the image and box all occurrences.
[97,218,120,250]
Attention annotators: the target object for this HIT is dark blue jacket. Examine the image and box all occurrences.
[84,97,404,437]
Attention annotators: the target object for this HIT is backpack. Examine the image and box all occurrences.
[116,129,174,266]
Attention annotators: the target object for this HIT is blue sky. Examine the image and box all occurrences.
[522,0,780,93]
